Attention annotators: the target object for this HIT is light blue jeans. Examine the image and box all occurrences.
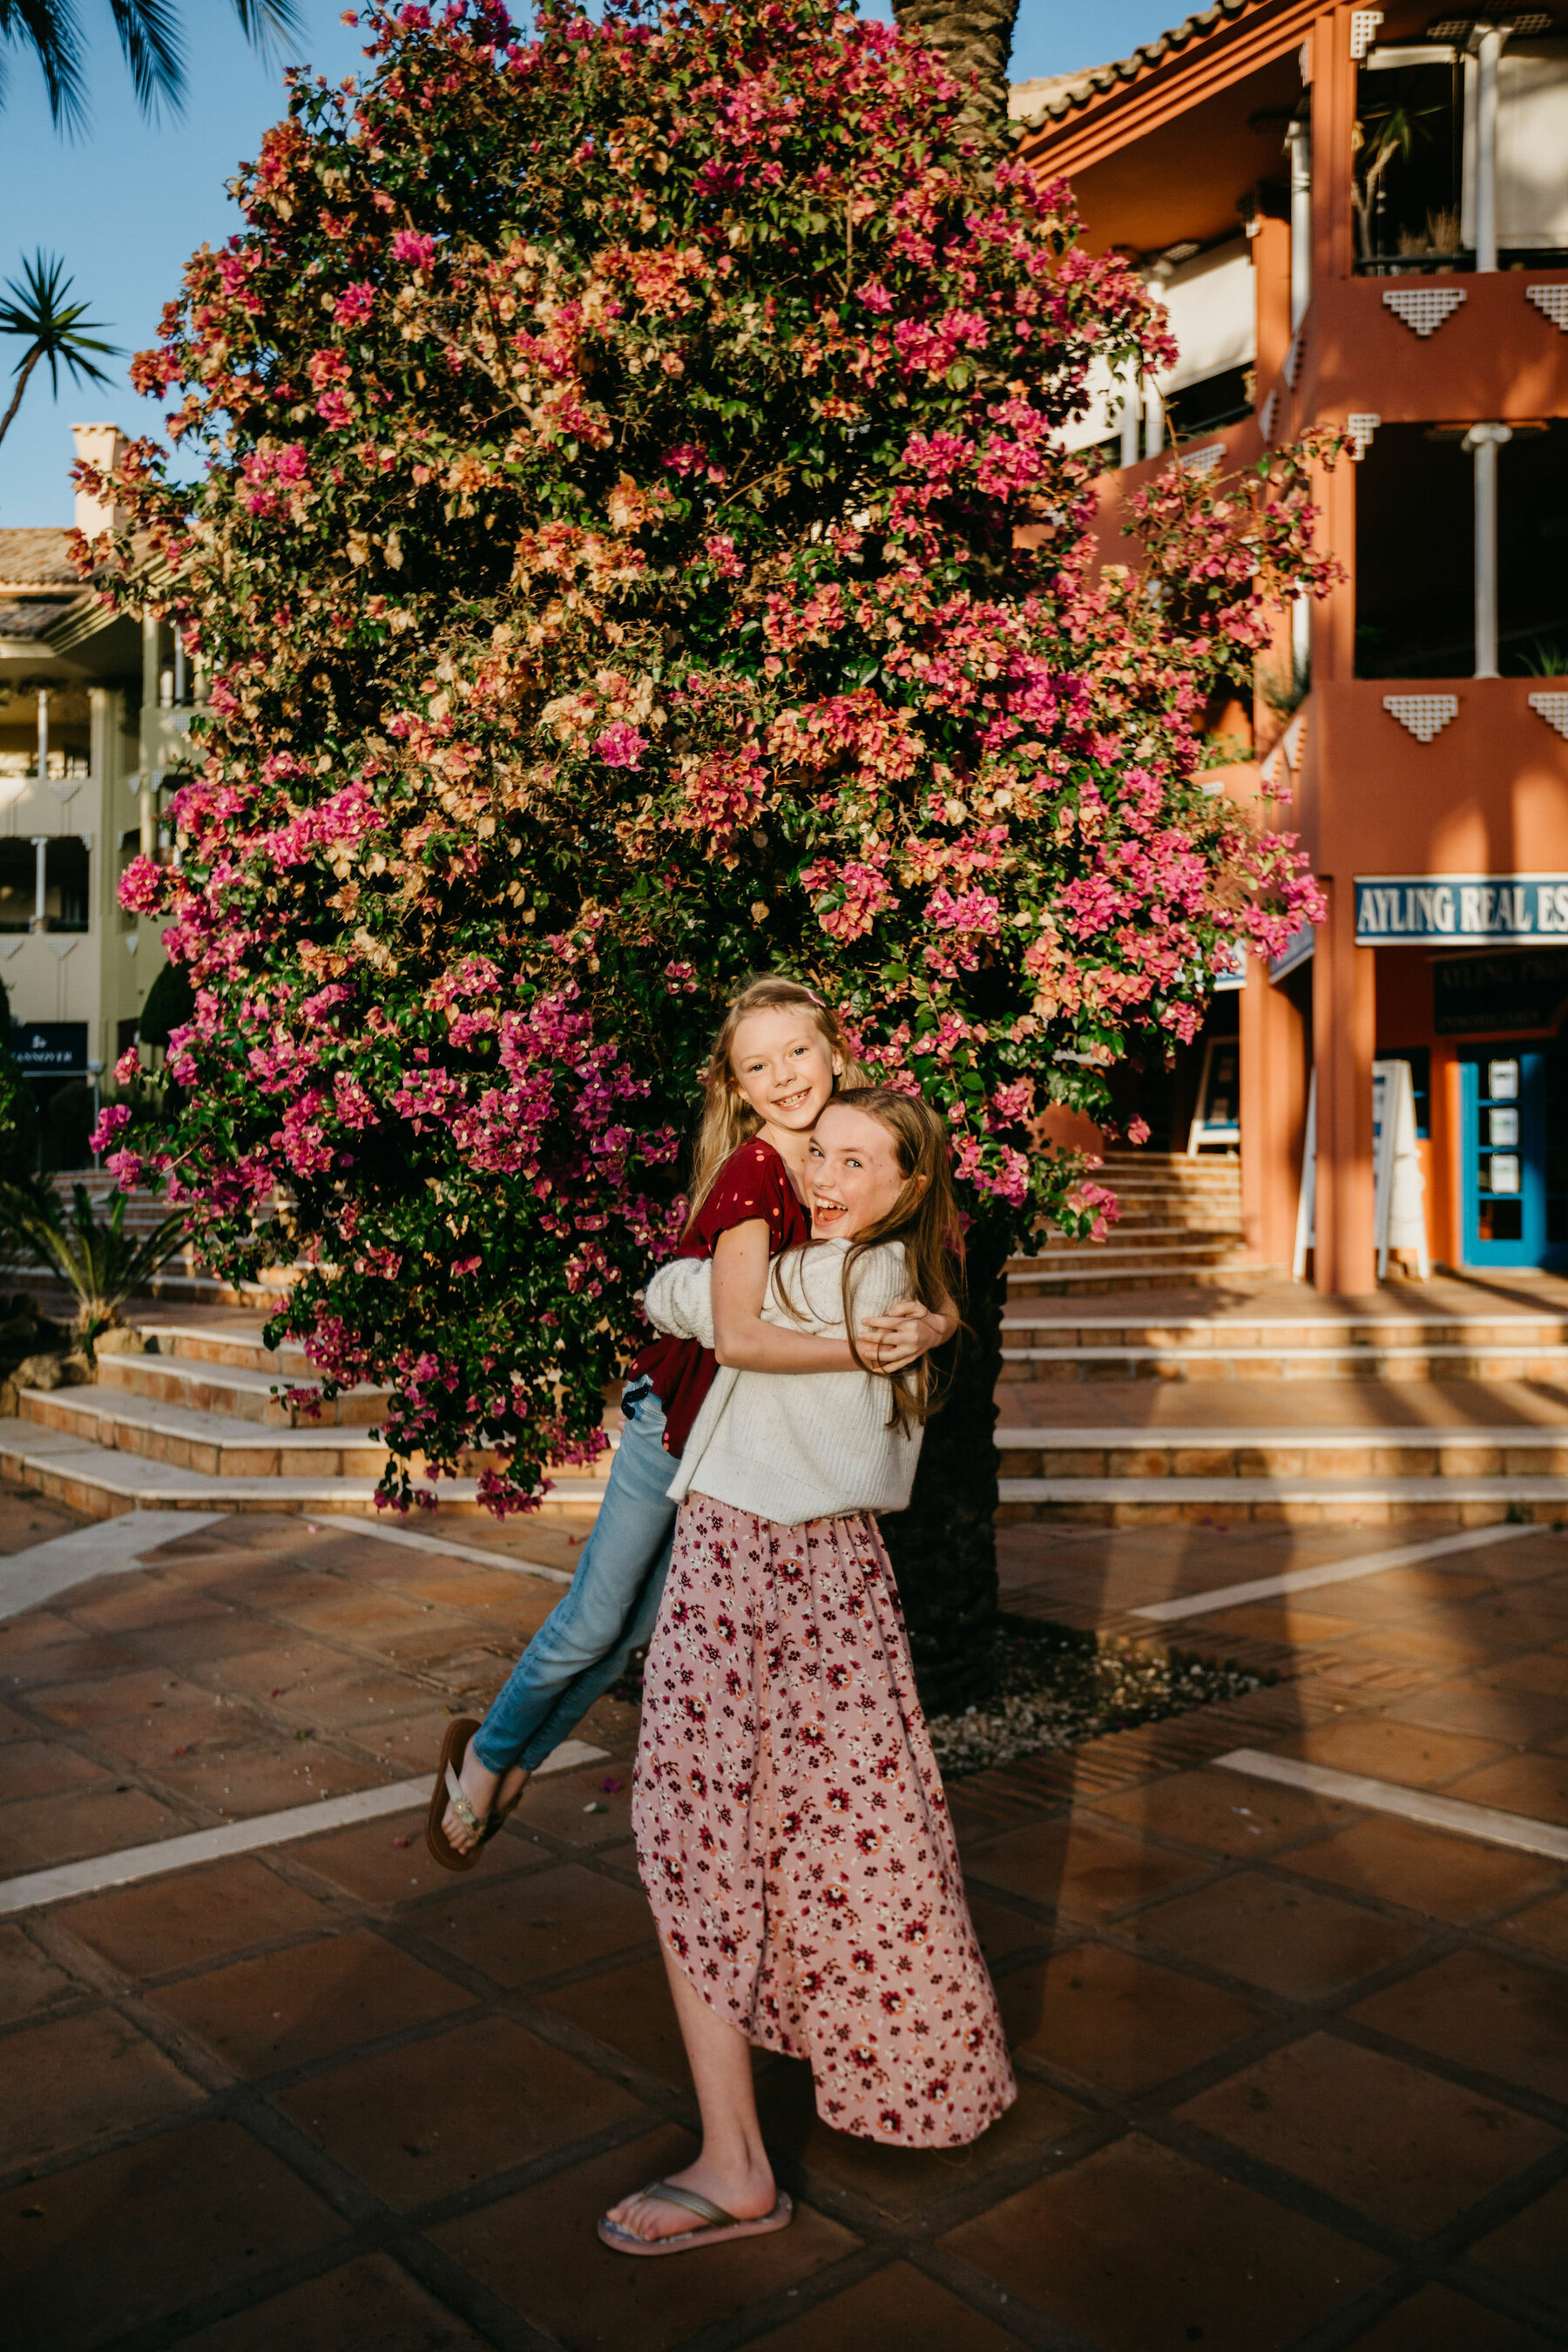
[470,1378,677,1775]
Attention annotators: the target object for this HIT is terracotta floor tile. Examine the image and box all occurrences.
[963,1817,1212,1922]
[264,1659,446,1730]
[1349,1949,1568,2104]
[201,1639,362,1698]
[64,1855,335,1978]
[757,2062,1090,2223]
[0,1699,37,1739]
[1497,1889,1568,1961]
[1483,1651,1568,1700]
[1087,1767,1352,1861]
[274,2011,643,2207]
[0,1735,117,1804]
[122,1617,294,1673]
[172,2253,488,2352]
[753,2261,1018,2350]
[1347,2284,1558,2350]
[347,1708,466,1771]
[0,2118,347,2351]
[68,1584,236,1634]
[416,1861,653,1989]
[28,1665,220,1729]
[965,1891,1055,1966]
[91,1700,267,1768]
[936,2131,1388,2352]
[430,2124,860,2352]
[0,2005,206,2167]
[1175,2031,1561,2234]
[537,1952,690,2090]
[289,1814,451,1906]
[998,1943,1269,2097]
[1130,1871,1429,2001]
[1284,1815,1565,1924]
[148,1927,476,2078]
[0,1633,140,1686]
[145,1737,390,1818]
[1381,1684,1568,1745]
[1470,2174,1568,2307]
[1266,1716,1510,1789]
[507,1764,638,1848]
[1442,1751,1568,1828]
[0,1923,82,2022]
[1185,1602,1362,1646]
[0,1609,87,1655]
[0,1781,185,1873]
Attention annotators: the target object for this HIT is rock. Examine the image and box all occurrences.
[94,1326,143,1357]
[0,1379,17,1420]
[61,1353,92,1386]
[13,1354,62,1393]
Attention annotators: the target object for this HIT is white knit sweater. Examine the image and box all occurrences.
[644,1239,923,1525]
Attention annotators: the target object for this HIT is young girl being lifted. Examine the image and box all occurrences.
[428,977,956,1866]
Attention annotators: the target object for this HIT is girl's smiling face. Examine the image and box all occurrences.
[808,1103,909,1239]
[730,1006,840,1139]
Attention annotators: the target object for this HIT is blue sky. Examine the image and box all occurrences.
[0,0,1179,527]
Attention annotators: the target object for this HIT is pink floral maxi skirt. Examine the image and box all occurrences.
[633,1494,1017,2147]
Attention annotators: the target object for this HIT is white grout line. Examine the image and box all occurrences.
[1132,1521,1549,1623]
[0,1511,226,1624]
[317,1517,574,1586]
[1216,1747,1568,1863]
[0,1736,610,1916]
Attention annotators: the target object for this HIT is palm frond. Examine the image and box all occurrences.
[0,1178,188,1347]
[0,0,88,132]
[0,251,120,392]
[107,0,185,116]
[229,0,306,53]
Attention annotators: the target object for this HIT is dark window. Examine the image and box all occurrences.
[1166,364,1254,441]
[45,838,88,933]
[0,840,31,932]
[1355,424,1474,677]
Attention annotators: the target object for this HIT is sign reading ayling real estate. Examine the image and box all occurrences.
[1355,876,1568,944]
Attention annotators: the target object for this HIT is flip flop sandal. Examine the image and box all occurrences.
[597,2180,794,2257]
[425,1717,486,1873]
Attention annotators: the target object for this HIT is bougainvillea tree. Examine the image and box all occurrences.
[82,0,1331,1705]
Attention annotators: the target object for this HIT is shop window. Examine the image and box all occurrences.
[45,838,88,934]
[0,840,31,932]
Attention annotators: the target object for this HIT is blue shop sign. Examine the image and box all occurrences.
[1355,875,1568,945]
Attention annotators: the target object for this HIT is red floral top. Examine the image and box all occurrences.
[631,1136,809,1457]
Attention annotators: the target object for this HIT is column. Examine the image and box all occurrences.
[1240,956,1307,1266]
[1286,119,1312,331]
[1464,422,1511,677]
[1310,10,1358,295]
[1473,22,1503,273]
[1311,878,1376,1295]
[34,690,48,781]
[30,836,50,933]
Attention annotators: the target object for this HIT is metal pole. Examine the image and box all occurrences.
[1287,119,1312,329]
[1119,393,1141,468]
[1142,376,1166,463]
[86,1058,104,1169]
[172,639,186,706]
[35,689,48,781]
[30,835,49,932]
[1464,422,1511,677]
[1474,24,1502,273]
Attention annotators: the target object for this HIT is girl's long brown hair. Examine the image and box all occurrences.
[685,975,869,1230]
[790,1085,966,1431]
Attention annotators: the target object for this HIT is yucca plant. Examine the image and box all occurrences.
[0,1179,189,1357]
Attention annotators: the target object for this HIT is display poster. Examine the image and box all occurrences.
[1186,1036,1240,1153]
[9,1023,86,1075]
[1292,1059,1429,1281]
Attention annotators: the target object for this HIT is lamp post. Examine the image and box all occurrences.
[1463,422,1512,676]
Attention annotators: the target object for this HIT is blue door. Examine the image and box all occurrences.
[1460,1048,1568,1269]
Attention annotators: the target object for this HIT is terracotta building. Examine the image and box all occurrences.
[1015,0,1568,1290]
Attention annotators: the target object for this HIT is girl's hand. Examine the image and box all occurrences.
[858,1296,956,1370]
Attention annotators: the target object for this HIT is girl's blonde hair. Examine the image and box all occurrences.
[792,1085,966,1430]
[686,975,868,1228]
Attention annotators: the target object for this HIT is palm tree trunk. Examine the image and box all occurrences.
[0,347,43,450]
[880,1220,1011,1713]
[889,0,1021,127]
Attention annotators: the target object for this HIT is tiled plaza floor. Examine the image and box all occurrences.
[1,1496,1565,2350]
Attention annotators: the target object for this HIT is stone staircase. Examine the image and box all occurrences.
[1007,1149,1255,1296]
[0,1319,615,1522]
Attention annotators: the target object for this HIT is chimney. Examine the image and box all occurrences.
[71,421,127,542]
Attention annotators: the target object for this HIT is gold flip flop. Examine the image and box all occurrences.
[597,2180,794,2257]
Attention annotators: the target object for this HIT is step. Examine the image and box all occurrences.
[15,1388,618,1487]
[994,1422,1568,1481]
[1000,1338,1568,1382]
[134,1320,314,1375]
[1005,1260,1270,1296]
[0,1422,612,1523]
[995,1473,1568,1525]
[98,1350,392,1429]
[1011,1238,1242,1272]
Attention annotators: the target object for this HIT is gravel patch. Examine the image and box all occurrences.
[926,1613,1269,1778]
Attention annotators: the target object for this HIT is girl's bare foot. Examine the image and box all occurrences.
[441,1750,527,1854]
[605,2153,776,2245]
